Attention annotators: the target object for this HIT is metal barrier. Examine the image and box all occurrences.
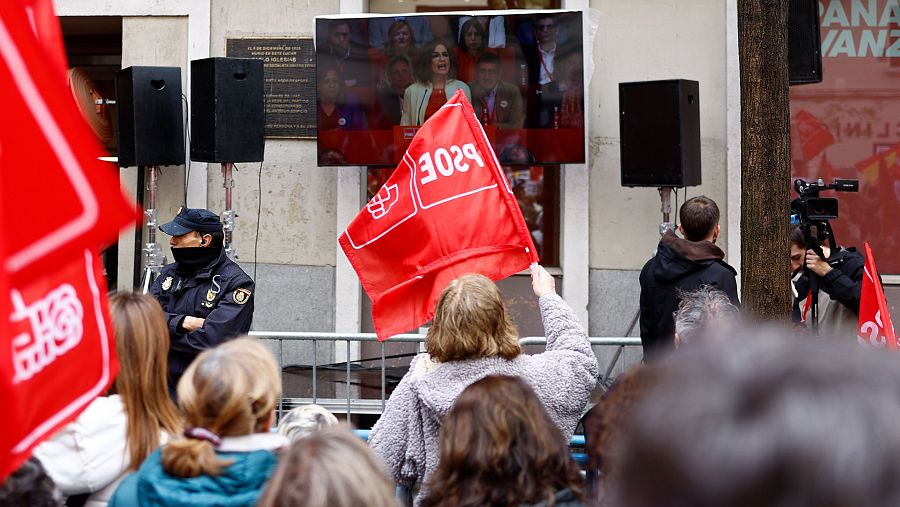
[248,331,642,420]
[353,429,588,466]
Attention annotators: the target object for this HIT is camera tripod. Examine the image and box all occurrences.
[797,220,837,331]
[791,177,858,331]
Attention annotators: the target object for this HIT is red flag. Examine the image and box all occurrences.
[795,110,834,161]
[17,0,67,83]
[339,90,538,340]
[857,243,897,350]
[1,1,139,480]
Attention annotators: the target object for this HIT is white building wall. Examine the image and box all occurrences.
[588,0,730,270]
[55,0,734,342]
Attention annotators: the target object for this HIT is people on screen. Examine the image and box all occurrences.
[320,19,371,88]
[455,18,490,84]
[372,55,414,128]
[537,42,585,129]
[317,66,368,131]
[371,20,418,90]
[471,52,524,129]
[400,38,471,126]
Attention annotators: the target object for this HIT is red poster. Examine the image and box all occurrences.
[790,0,900,273]
[857,243,897,350]
[1,1,138,480]
[339,90,538,340]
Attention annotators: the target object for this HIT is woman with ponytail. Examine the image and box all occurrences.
[110,337,286,507]
[34,292,182,507]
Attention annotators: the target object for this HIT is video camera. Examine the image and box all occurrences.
[790,178,859,331]
[791,178,859,223]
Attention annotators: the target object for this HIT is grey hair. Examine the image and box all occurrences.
[277,404,339,443]
[674,285,740,346]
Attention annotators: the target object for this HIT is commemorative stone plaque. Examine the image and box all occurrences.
[226,38,316,139]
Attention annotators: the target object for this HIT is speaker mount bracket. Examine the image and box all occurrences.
[658,186,677,237]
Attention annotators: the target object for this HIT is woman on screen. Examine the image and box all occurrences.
[455,18,490,84]
[401,38,470,126]
[371,20,417,88]
[317,66,367,131]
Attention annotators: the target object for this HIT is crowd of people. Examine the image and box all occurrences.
[4,193,886,506]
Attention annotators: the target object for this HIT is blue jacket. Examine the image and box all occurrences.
[109,448,278,507]
[150,248,254,392]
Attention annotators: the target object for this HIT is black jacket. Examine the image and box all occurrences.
[639,231,739,359]
[150,248,254,392]
[791,246,864,322]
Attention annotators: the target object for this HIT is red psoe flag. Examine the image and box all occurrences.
[339,90,538,340]
[16,0,67,83]
[1,1,139,480]
[857,243,898,350]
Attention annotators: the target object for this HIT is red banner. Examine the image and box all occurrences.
[17,0,67,83]
[857,243,897,350]
[339,90,538,340]
[1,1,138,480]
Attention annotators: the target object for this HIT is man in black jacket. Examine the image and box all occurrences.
[151,207,255,395]
[790,224,864,339]
[639,196,739,360]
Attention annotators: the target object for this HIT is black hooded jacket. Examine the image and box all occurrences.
[639,231,740,359]
[791,246,864,321]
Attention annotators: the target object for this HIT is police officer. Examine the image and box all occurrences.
[151,207,254,394]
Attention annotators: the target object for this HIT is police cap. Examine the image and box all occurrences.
[159,207,222,236]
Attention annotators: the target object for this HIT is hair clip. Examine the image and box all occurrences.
[184,427,222,447]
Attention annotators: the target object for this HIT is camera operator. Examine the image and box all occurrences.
[790,223,864,338]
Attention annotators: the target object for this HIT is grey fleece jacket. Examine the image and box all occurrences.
[368,292,599,505]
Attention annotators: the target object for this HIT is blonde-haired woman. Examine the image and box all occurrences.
[369,264,599,506]
[110,337,286,507]
[35,292,182,507]
[258,425,399,507]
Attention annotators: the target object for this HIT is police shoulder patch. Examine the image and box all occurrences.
[233,288,252,305]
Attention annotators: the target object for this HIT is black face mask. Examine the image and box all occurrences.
[171,246,220,274]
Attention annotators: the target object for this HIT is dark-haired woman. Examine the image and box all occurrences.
[455,18,490,84]
[317,66,367,131]
[421,375,587,507]
[400,39,471,126]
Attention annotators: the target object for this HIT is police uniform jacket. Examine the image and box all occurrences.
[150,248,254,389]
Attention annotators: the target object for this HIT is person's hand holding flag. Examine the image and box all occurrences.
[339,90,537,340]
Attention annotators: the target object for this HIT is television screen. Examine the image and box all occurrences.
[314,10,585,167]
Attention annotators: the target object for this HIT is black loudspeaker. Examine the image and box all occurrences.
[789,0,823,85]
[619,79,701,188]
[190,57,265,163]
[115,66,185,168]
